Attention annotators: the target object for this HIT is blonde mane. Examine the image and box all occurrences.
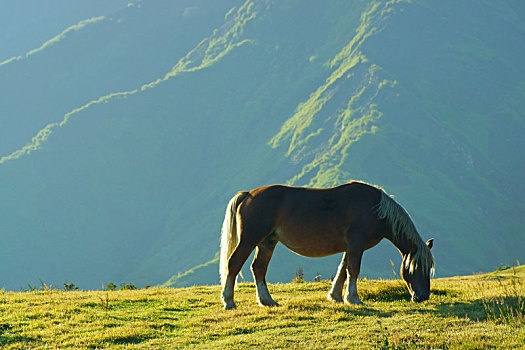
[376,190,434,277]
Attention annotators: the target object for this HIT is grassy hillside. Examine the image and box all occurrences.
[0,0,524,290]
[1,268,524,349]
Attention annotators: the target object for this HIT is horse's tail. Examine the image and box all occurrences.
[219,191,250,288]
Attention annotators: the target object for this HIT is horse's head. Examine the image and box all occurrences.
[401,238,434,302]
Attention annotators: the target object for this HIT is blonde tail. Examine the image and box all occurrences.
[219,191,250,287]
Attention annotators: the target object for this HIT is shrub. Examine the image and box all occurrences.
[105,283,117,291]
[64,283,78,291]
[292,267,305,283]
[119,283,137,290]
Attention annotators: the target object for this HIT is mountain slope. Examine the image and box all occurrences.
[1,0,268,289]
[163,0,525,286]
[0,0,130,60]
[0,0,523,290]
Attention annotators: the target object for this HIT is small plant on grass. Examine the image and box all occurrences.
[313,273,321,282]
[105,282,117,291]
[25,280,54,291]
[496,264,510,271]
[388,259,407,290]
[64,283,78,291]
[99,293,110,311]
[104,282,137,291]
[119,283,137,290]
[388,259,398,278]
[292,266,304,283]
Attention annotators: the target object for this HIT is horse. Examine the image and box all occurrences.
[219,181,434,309]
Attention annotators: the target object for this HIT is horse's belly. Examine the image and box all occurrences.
[275,228,346,258]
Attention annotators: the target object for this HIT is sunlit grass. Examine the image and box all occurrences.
[1,269,524,349]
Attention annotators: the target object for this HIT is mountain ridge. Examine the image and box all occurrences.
[0,1,257,164]
[0,0,523,290]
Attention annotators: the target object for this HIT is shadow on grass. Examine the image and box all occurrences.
[0,332,39,347]
[361,282,411,302]
[360,289,523,324]
[229,327,257,335]
[367,285,509,323]
[162,306,191,312]
[1,323,39,346]
[280,283,468,319]
[431,296,523,323]
[325,285,474,319]
[150,322,183,331]
[110,334,151,345]
[361,283,458,303]
[336,306,394,318]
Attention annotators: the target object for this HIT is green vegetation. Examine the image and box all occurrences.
[269,1,402,187]
[140,1,257,91]
[25,17,105,58]
[270,1,385,153]
[1,269,523,349]
[162,256,219,288]
[0,16,105,66]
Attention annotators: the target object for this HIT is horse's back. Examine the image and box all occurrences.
[237,182,382,257]
[245,181,380,215]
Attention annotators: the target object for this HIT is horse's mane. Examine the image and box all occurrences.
[375,190,434,277]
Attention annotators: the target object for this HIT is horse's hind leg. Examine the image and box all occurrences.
[328,252,347,303]
[222,240,257,309]
[251,235,278,307]
[344,249,364,305]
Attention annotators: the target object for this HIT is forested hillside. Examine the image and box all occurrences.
[1,0,523,290]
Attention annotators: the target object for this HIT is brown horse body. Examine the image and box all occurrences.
[220,181,434,309]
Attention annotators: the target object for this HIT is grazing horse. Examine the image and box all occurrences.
[219,181,434,309]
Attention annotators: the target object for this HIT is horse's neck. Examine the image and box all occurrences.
[385,229,410,257]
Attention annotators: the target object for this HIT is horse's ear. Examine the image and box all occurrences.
[426,238,434,250]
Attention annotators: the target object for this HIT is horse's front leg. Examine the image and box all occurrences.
[344,249,364,305]
[328,252,347,303]
[251,236,278,307]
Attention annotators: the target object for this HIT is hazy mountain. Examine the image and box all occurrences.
[0,0,131,59]
[1,0,523,290]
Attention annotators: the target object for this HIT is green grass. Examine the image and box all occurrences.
[1,269,524,349]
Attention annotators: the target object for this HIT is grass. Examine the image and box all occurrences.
[0,269,524,349]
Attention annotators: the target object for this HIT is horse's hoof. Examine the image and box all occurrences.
[223,301,237,310]
[344,298,364,305]
[259,299,279,307]
[327,293,343,303]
